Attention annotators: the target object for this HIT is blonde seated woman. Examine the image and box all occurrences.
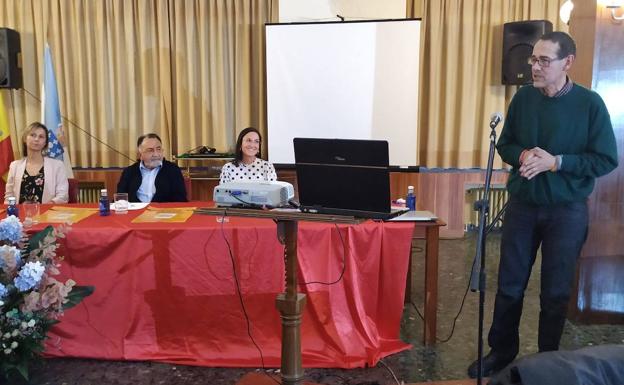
[4,122,69,204]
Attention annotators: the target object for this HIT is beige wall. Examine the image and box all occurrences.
[278,0,406,22]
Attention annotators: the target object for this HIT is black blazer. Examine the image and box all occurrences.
[117,159,187,202]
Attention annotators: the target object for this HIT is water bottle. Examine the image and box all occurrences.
[406,186,416,211]
[7,196,19,217]
[99,189,111,216]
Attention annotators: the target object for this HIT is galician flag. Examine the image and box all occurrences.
[0,92,14,198]
[42,43,73,177]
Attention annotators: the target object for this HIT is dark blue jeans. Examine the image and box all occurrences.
[487,198,588,359]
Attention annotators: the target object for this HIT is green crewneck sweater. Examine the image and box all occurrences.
[497,83,618,205]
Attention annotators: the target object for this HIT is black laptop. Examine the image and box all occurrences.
[293,138,407,220]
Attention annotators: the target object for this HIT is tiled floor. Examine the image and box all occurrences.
[24,232,624,385]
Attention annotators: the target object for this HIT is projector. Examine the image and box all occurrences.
[214,181,295,208]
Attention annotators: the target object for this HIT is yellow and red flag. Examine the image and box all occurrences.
[0,92,15,198]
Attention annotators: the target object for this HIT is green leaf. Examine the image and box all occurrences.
[2,361,30,381]
[62,285,95,310]
[15,361,29,381]
[42,318,61,330]
[26,225,55,256]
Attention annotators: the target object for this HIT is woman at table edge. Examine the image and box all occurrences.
[219,127,277,184]
[3,122,69,204]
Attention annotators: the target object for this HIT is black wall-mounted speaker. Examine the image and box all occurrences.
[0,28,22,89]
[502,20,553,85]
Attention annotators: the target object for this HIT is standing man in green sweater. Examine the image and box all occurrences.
[468,31,618,378]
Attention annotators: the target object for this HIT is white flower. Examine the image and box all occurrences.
[3,348,11,354]
[10,341,17,349]
[11,330,19,337]
[14,261,46,291]
[0,282,8,298]
[21,322,28,329]
[27,319,36,327]
[0,215,23,244]
[2,333,9,339]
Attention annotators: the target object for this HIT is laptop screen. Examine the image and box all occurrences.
[293,138,391,214]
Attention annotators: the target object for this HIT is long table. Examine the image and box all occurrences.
[41,203,416,368]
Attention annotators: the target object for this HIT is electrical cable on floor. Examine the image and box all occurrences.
[410,273,472,343]
[409,250,475,344]
[378,359,402,385]
[410,301,425,321]
[437,281,470,343]
[410,238,475,343]
[301,223,347,286]
[220,215,282,385]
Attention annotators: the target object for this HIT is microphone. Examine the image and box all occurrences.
[489,112,503,129]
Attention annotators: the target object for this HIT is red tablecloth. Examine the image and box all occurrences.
[40,203,414,368]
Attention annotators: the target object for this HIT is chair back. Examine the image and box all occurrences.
[68,178,80,203]
[184,176,192,201]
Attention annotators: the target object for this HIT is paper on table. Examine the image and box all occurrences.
[111,202,149,211]
[389,210,437,222]
[154,212,176,219]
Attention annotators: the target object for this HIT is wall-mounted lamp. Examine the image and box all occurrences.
[559,0,574,25]
[605,0,624,21]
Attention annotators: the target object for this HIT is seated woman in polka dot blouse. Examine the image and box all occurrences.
[219,127,278,184]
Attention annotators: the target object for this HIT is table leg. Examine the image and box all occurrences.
[424,225,440,345]
[275,220,305,385]
[405,242,413,303]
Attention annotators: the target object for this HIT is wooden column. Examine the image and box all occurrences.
[569,1,624,323]
[275,220,306,385]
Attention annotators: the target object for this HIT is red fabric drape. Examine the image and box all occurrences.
[43,203,414,368]
[0,93,15,199]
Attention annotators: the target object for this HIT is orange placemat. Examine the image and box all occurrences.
[132,207,197,223]
[37,206,99,224]
[50,206,99,212]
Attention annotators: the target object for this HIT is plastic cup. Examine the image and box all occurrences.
[114,193,129,214]
[23,201,40,227]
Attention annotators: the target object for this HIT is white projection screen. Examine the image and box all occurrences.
[266,19,421,166]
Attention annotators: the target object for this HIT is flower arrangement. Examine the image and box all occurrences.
[0,215,93,381]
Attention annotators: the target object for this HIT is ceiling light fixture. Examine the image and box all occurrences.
[605,0,624,21]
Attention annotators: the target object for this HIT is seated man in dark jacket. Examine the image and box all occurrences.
[117,133,187,202]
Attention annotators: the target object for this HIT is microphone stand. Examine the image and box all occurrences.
[469,119,500,385]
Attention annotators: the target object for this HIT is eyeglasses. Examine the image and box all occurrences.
[527,55,562,68]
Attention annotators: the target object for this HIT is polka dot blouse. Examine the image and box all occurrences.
[219,158,277,184]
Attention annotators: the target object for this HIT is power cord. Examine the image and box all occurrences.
[218,212,350,384]
[409,256,473,344]
[378,359,402,385]
[222,194,345,287]
[301,223,346,286]
[227,193,265,208]
[22,87,135,163]
[219,214,281,385]
[436,279,471,343]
